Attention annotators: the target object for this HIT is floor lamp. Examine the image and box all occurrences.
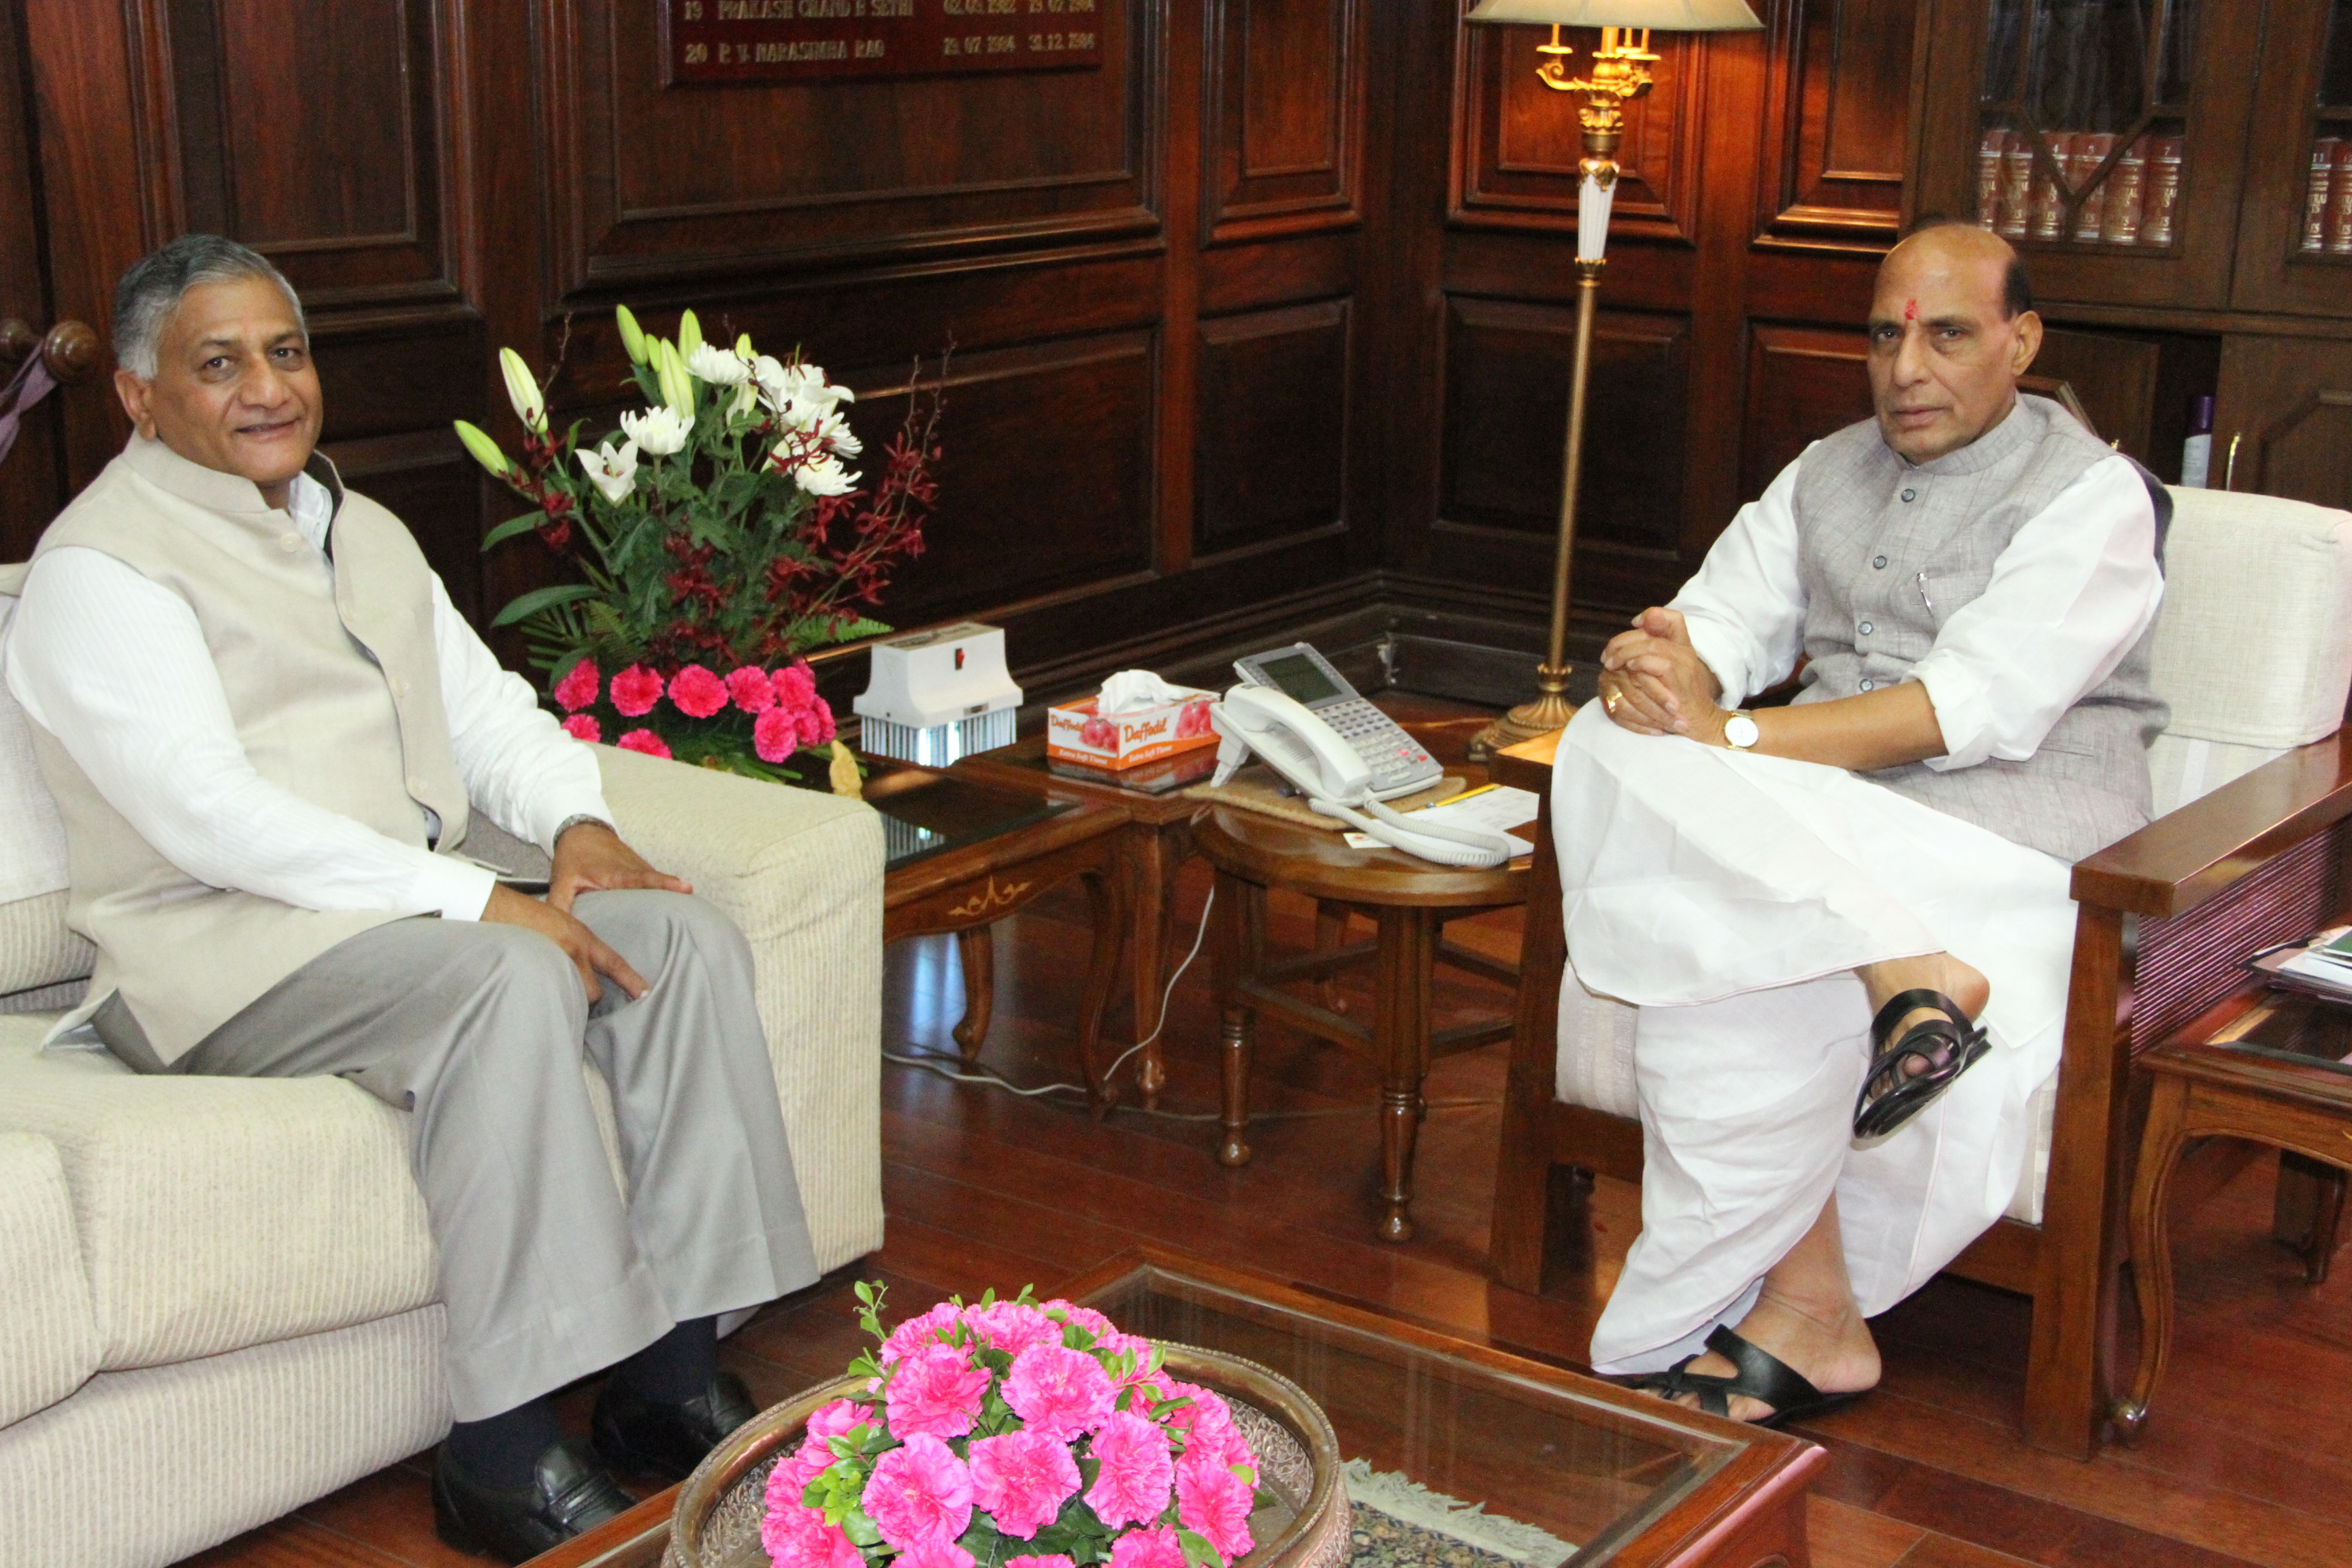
[1464,0,1761,761]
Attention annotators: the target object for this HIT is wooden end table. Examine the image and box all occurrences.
[2114,987,2352,1438]
[949,736,1215,1107]
[1194,755,1529,1243]
[864,758,1130,1111]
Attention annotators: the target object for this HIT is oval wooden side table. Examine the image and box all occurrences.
[1192,798,1527,1242]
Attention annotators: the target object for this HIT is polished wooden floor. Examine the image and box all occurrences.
[181,730,2352,1568]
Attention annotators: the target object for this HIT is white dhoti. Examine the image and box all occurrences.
[1552,704,2078,1375]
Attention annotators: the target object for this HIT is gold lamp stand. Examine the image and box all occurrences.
[1462,3,1762,760]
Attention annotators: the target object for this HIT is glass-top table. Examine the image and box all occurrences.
[525,1252,1826,1568]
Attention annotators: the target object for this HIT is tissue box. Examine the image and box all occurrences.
[1047,686,1219,770]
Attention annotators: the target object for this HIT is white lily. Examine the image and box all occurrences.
[685,341,751,386]
[753,357,854,423]
[619,405,692,457]
[575,437,639,503]
[498,347,546,434]
[789,450,860,497]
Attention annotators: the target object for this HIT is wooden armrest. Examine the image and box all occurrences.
[2071,730,2352,918]
[1488,731,1563,796]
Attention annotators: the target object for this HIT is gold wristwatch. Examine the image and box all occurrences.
[1722,710,1759,751]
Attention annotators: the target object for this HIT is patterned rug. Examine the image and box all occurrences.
[1341,1460,1575,1568]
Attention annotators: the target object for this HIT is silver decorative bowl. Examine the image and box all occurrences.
[666,1343,1348,1568]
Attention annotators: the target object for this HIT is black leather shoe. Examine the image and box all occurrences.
[591,1370,759,1482]
[431,1437,636,1562]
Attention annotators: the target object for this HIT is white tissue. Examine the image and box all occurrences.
[1098,670,1189,714]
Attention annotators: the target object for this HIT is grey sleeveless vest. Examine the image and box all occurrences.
[25,436,471,1064]
[1789,395,2168,863]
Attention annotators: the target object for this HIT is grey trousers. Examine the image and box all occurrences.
[97,890,819,1421]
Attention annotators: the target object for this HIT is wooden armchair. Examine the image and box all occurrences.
[1487,485,2352,1458]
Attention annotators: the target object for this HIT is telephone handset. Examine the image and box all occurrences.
[1207,685,1520,869]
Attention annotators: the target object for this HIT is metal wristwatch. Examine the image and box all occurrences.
[553,813,613,843]
[1721,710,1759,751]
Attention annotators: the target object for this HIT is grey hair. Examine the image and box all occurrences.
[112,234,306,378]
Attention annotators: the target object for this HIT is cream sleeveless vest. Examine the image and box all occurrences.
[27,436,471,1064]
[1789,395,2168,862]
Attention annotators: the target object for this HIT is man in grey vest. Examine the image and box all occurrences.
[1,235,822,1558]
[1550,223,2166,1426]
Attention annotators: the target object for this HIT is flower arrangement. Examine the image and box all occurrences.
[453,308,941,781]
[763,1284,1262,1568]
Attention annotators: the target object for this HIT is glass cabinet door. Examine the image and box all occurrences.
[2230,0,2352,312]
[1912,0,2261,309]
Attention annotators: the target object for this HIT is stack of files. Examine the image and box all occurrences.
[2249,926,2352,1004]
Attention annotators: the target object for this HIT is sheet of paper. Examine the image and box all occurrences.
[1408,785,1541,836]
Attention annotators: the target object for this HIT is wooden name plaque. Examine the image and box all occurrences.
[665,0,1105,84]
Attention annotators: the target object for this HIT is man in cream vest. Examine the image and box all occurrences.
[1552,223,2168,1426]
[1,235,820,1559]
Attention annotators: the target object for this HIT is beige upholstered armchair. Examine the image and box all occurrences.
[1488,485,2352,1458]
[0,562,888,1567]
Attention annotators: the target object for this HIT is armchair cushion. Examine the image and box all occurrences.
[2149,488,2352,751]
[0,1130,100,1426]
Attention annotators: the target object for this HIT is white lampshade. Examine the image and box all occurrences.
[1464,0,1761,27]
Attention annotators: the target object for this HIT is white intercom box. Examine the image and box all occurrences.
[852,622,1022,766]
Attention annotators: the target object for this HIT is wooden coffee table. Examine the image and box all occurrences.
[522,1249,1825,1568]
[863,757,1130,1110]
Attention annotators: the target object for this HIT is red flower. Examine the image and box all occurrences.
[727,666,777,714]
[754,707,801,764]
[617,728,672,760]
[668,664,729,719]
[553,659,601,713]
[610,665,664,717]
[560,714,601,743]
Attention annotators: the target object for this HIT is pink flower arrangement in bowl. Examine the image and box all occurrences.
[759,1285,1269,1568]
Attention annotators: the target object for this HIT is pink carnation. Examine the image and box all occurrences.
[797,699,837,749]
[617,728,672,759]
[729,666,778,714]
[611,664,664,717]
[966,1428,1081,1539]
[669,664,729,719]
[1054,1305,1135,1356]
[1107,1525,1187,1568]
[772,663,818,710]
[864,1433,973,1550]
[1083,1409,1173,1529]
[760,1501,864,1568]
[561,714,601,742]
[553,659,600,713]
[886,1341,992,1439]
[881,1301,966,1366]
[964,1302,1061,1360]
[1007,1556,1077,1568]
[1002,1343,1115,1442]
[897,1541,977,1568]
[1176,1452,1256,1560]
[806,1398,868,1445]
[755,706,803,764]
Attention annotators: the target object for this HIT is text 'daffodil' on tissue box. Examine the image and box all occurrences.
[1046,670,1218,770]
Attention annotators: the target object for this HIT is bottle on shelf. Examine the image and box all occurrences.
[2180,395,2215,491]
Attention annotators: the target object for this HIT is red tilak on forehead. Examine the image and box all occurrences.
[1904,298,1918,322]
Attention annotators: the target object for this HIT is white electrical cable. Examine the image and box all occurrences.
[880,883,1498,1122]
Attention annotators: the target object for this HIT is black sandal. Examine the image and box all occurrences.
[1626,1326,1865,1430]
[1852,986,1989,1140]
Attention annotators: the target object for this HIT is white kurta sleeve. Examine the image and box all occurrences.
[2,546,497,919]
[1667,450,1811,708]
[428,574,612,855]
[1910,455,2165,770]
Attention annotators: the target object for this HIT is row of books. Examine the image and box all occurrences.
[2302,137,2352,255]
[1972,126,2183,248]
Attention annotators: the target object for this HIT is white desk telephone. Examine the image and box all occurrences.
[1207,644,1520,869]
